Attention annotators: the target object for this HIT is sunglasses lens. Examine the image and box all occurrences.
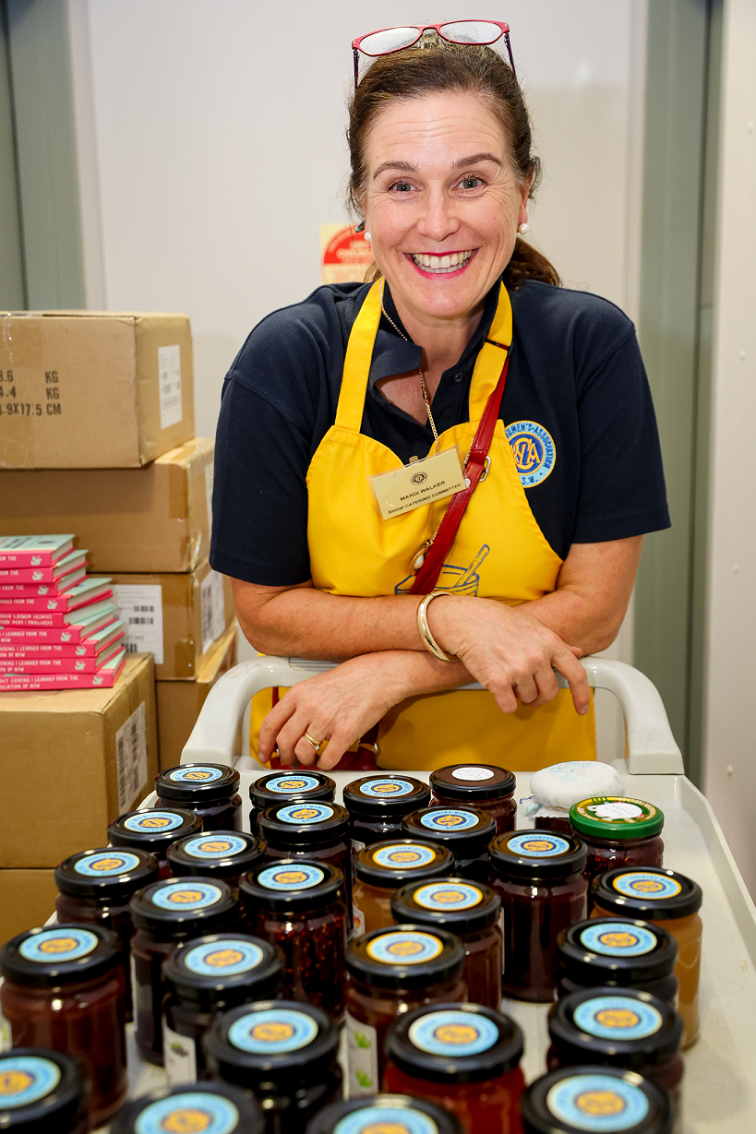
[439,20,502,45]
[358,27,421,56]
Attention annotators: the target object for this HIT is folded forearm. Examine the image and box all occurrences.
[521,587,620,655]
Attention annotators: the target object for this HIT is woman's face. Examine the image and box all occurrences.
[361,90,529,328]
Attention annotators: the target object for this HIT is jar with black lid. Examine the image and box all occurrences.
[569,797,665,894]
[401,806,496,882]
[305,1094,464,1134]
[111,1083,265,1134]
[0,1049,88,1134]
[383,1003,524,1133]
[0,925,127,1127]
[430,765,517,834]
[520,1065,673,1134]
[155,764,242,830]
[258,801,351,911]
[167,831,264,887]
[345,925,466,1097]
[130,877,238,1065]
[204,1000,342,1134]
[249,771,336,833]
[352,839,453,936]
[391,878,502,1010]
[239,860,347,1020]
[343,775,430,853]
[489,830,588,1001]
[162,933,283,1085]
[556,918,679,1008]
[109,807,202,877]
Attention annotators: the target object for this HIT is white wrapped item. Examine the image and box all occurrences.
[528,761,624,814]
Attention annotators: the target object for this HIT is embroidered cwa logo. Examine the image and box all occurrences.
[505,420,556,486]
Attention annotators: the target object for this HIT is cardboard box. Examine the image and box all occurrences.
[0,312,194,468]
[0,654,158,868]
[0,869,58,945]
[0,439,214,573]
[156,624,238,770]
[111,561,234,680]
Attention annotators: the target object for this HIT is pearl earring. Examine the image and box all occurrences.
[518,222,530,235]
[365,232,371,242]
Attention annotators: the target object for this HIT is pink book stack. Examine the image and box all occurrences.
[0,535,126,691]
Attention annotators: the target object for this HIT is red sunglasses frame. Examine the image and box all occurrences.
[352,20,515,89]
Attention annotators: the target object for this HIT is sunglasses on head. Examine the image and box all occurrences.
[352,20,516,89]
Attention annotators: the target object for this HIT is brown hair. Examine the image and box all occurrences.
[348,42,559,288]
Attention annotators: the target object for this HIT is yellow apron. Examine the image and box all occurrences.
[252,280,595,770]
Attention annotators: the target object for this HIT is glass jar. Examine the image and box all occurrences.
[352,840,453,936]
[258,802,351,911]
[569,797,665,895]
[345,925,466,1097]
[401,806,496,883]
[162,933,283,1085]
[556,918,679,1007]
[532,808,573,835]
[249,771,336,834]
[155,764,242,830]
[430,765,517,835]
[0,925,127,1127]
[520,1066,673,1134]
[167,831,264,888]
[391,878,502,1010]
[591,867,703,1049]
[0,1049,88,1134]
[383,1003,524,1134]
[239,861,347,1020]
[130,877,238,1065]
[54,846,158,1021]
[343,775,430,854]
[489,830,588,1002]
[109,807,202,878]
[204,1000,342,1134]
[307,1094,464,1134]
[111,1083,265,1134]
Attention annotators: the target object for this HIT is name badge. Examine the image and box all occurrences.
[369,448,467,520]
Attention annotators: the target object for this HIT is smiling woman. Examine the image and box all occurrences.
[209,31,670,773]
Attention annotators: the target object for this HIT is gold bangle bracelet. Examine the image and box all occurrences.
[416,590,459,662]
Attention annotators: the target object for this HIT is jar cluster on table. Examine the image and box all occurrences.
[0,762,703,1134]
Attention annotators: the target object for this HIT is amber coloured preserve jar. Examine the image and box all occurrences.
[556,918,679,1008]
[0,1048,88,1134]
[155,764,242,830]
[352,839,453,936]
[430,764,517,834]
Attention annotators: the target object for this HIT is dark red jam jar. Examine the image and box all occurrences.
[249,771,336,833]
[345,925,466,1098]
[430,765,517,835]
[204,1000,342,1133]
[556,919,679,1007]
[162,933,283,1085]
[343,775,430,853]
[111,1083,265,1134]
[130,877,238,1065]
[520,1066,673,1134]
[239,860,347,1021]
[0,1049,88,1134]
[383,1003,524,1134]
[167,831,264,887]
[306,1094,464,1134]
[258,801,351,911]
[109,807,201,878]
[391,878,502,1010]
[0,925,127,1127]
[352,839,453,936]
[488,830,588,1001]
[569,798,665,894]
[155,764,242,830]
[402,806,496,883]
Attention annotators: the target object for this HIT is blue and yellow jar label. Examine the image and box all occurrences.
[419,809,478,832]
[612,872,682,901]
[359,778,415,798]
[505,420,557,487]
[372,844,437,869]
[184,939,264,977]
[367,931,443,965]
[546,1073,649,1131]
[264,774,321,794]
[74,850,141,876]
[580,922,657,957]
[169,766,223,783]
[123,811,186,832]
[228,1008,317,1054]
[409,1009,498,1056]
[134,1092,240,1134]
[507,833,571,857]
[257,864,325,890]
[334,1106,438,1134]
[182,835,249,859]
[276,803,334,825]
[574,996,663,1041]
[414,882,483,911]
[152,882,223,911]
[19,928,98,963]
[0,1055,61,1107]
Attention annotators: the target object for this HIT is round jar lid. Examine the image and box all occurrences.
[240,860,344,912]
[257,801,349,846]
[163,933,283,1007]
[386,1002,523,1084]
[0,924,120,988]
[520,1066,672,1134]
[306,1094,464,1134]
[489,830,587,880]
[0,1048,86,1131]
[167,832,264,880]
[130,877,237,937]
[156,763,240,804]
[204,1000,338,1087]
[430,764,516,801]
[391,877,500,934]
[347,925,464,990]
[109,807,201,854]
[570,797,664,840]
[557,919,678,985]
[250,770,336,811]
[548,986,683,1068]
[354,840,453,889]
[343,775,430,817]
[401,806,495,850]
[110,1083,265,1134]
[593,868,702,921]
[55,846,158,899]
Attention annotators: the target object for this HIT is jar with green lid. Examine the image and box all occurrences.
[569,798,664,894]
[155,764,242,830]
[591,868,702,1049]
[401,806,496,882]
[344,775,430,853]
[520,1066,673,1134]
[167,831,264,887]
[391,878,502,1009]
[383,1004,524,1134]
[352,839,453,936]
[249,771,336,833]
[556,918,679,1008]
[305,1094,464,1134]
[429,765,517,834]
[345,925,466,1097]
[0,1049,88,1134]
[111,1084,265,1134]
[109,808,201,878]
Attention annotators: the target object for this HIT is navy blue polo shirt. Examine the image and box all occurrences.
[210,278,670,586]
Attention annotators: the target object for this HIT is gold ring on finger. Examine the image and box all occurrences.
[303,732,324,753]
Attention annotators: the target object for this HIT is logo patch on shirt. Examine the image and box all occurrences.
[505,421,556,486]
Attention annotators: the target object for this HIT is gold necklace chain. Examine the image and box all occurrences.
[379,280,440,449]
